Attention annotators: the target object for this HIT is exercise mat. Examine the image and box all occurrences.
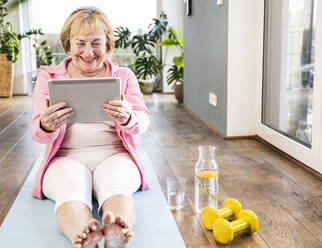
[0,151,186,248]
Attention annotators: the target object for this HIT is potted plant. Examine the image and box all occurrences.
[135,56,159,94]
[114,12,168,94]
[0,0,53,97]
[160,27,184,103]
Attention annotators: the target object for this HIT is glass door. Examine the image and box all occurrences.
[257,0,322,173]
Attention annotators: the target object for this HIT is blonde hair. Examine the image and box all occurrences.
[60,7,114,54]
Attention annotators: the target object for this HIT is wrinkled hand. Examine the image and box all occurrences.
[40,98,73,132]
[102,94,132,125]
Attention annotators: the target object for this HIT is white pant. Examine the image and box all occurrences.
[42,152,141,213]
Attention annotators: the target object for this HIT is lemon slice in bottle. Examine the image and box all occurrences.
[197,170,218,178]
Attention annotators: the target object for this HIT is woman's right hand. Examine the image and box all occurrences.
[40,98,73,132]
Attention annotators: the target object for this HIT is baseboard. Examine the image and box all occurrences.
[255,136,322,179]
[13,93,29,96]
[183,104,256,140]
[223,135,257,140]
[183,104,226,138]
[155,92,174,95]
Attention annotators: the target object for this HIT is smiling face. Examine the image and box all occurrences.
[60,7,114,74]
[69,27,107,74]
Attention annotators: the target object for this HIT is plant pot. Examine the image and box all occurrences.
[139,80,155,94]
[174,81,183,103]
[0,54,14,97]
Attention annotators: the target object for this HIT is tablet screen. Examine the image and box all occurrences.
[48,77,121,123]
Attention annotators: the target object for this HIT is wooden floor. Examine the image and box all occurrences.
[0,94,322,248]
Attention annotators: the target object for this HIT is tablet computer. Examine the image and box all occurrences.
[48,77,121,123]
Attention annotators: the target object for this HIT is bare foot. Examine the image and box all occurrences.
[101,211,134,248]
[72,218,103,248]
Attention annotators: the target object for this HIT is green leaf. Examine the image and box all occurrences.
[166,64,183,85]
[114,26,131,49]
[134,55,159,80]
[147,12,168,41]
[168,27,177,35]
[131,34,156,56]
[160,38,175,46]
[177,38,184,46]
[173,55,184,67]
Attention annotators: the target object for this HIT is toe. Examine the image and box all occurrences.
[88,218,100,232]
[72,242,82,248]
[83,224,90,234]
[115,216,129,229]
[102,211,114,227]
[115,216,121,224]
[74,237,83,243]
[75,232,86,240]
[73,239,81,244]
[120,220,129,229]
[124,229,134,238]
[72,232,86,247]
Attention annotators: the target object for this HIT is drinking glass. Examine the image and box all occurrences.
[166,177,185,211]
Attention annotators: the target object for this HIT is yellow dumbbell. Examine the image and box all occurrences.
[200,198,242,230]
[213,209,259,244]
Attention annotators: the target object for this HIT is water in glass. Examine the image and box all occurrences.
[166,177,185,211]
[167,191,185,210]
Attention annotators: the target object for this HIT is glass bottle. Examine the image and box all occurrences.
[194,146,219,213]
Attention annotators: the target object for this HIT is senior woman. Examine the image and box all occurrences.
[30,7,150,248]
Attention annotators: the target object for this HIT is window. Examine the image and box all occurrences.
[29,0,156,66]
[262,0,316,147]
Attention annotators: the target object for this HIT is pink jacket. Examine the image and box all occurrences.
[30,57,150,199]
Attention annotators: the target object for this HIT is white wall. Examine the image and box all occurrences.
[226,0,264,136]
[157,0,184,93]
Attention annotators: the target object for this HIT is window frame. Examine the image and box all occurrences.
[256,0,322,173]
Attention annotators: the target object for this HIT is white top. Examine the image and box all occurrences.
[55,121,128,170]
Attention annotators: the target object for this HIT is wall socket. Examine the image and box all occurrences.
[209,92,217,107]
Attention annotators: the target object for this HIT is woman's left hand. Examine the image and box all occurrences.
[103,94,132,125]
